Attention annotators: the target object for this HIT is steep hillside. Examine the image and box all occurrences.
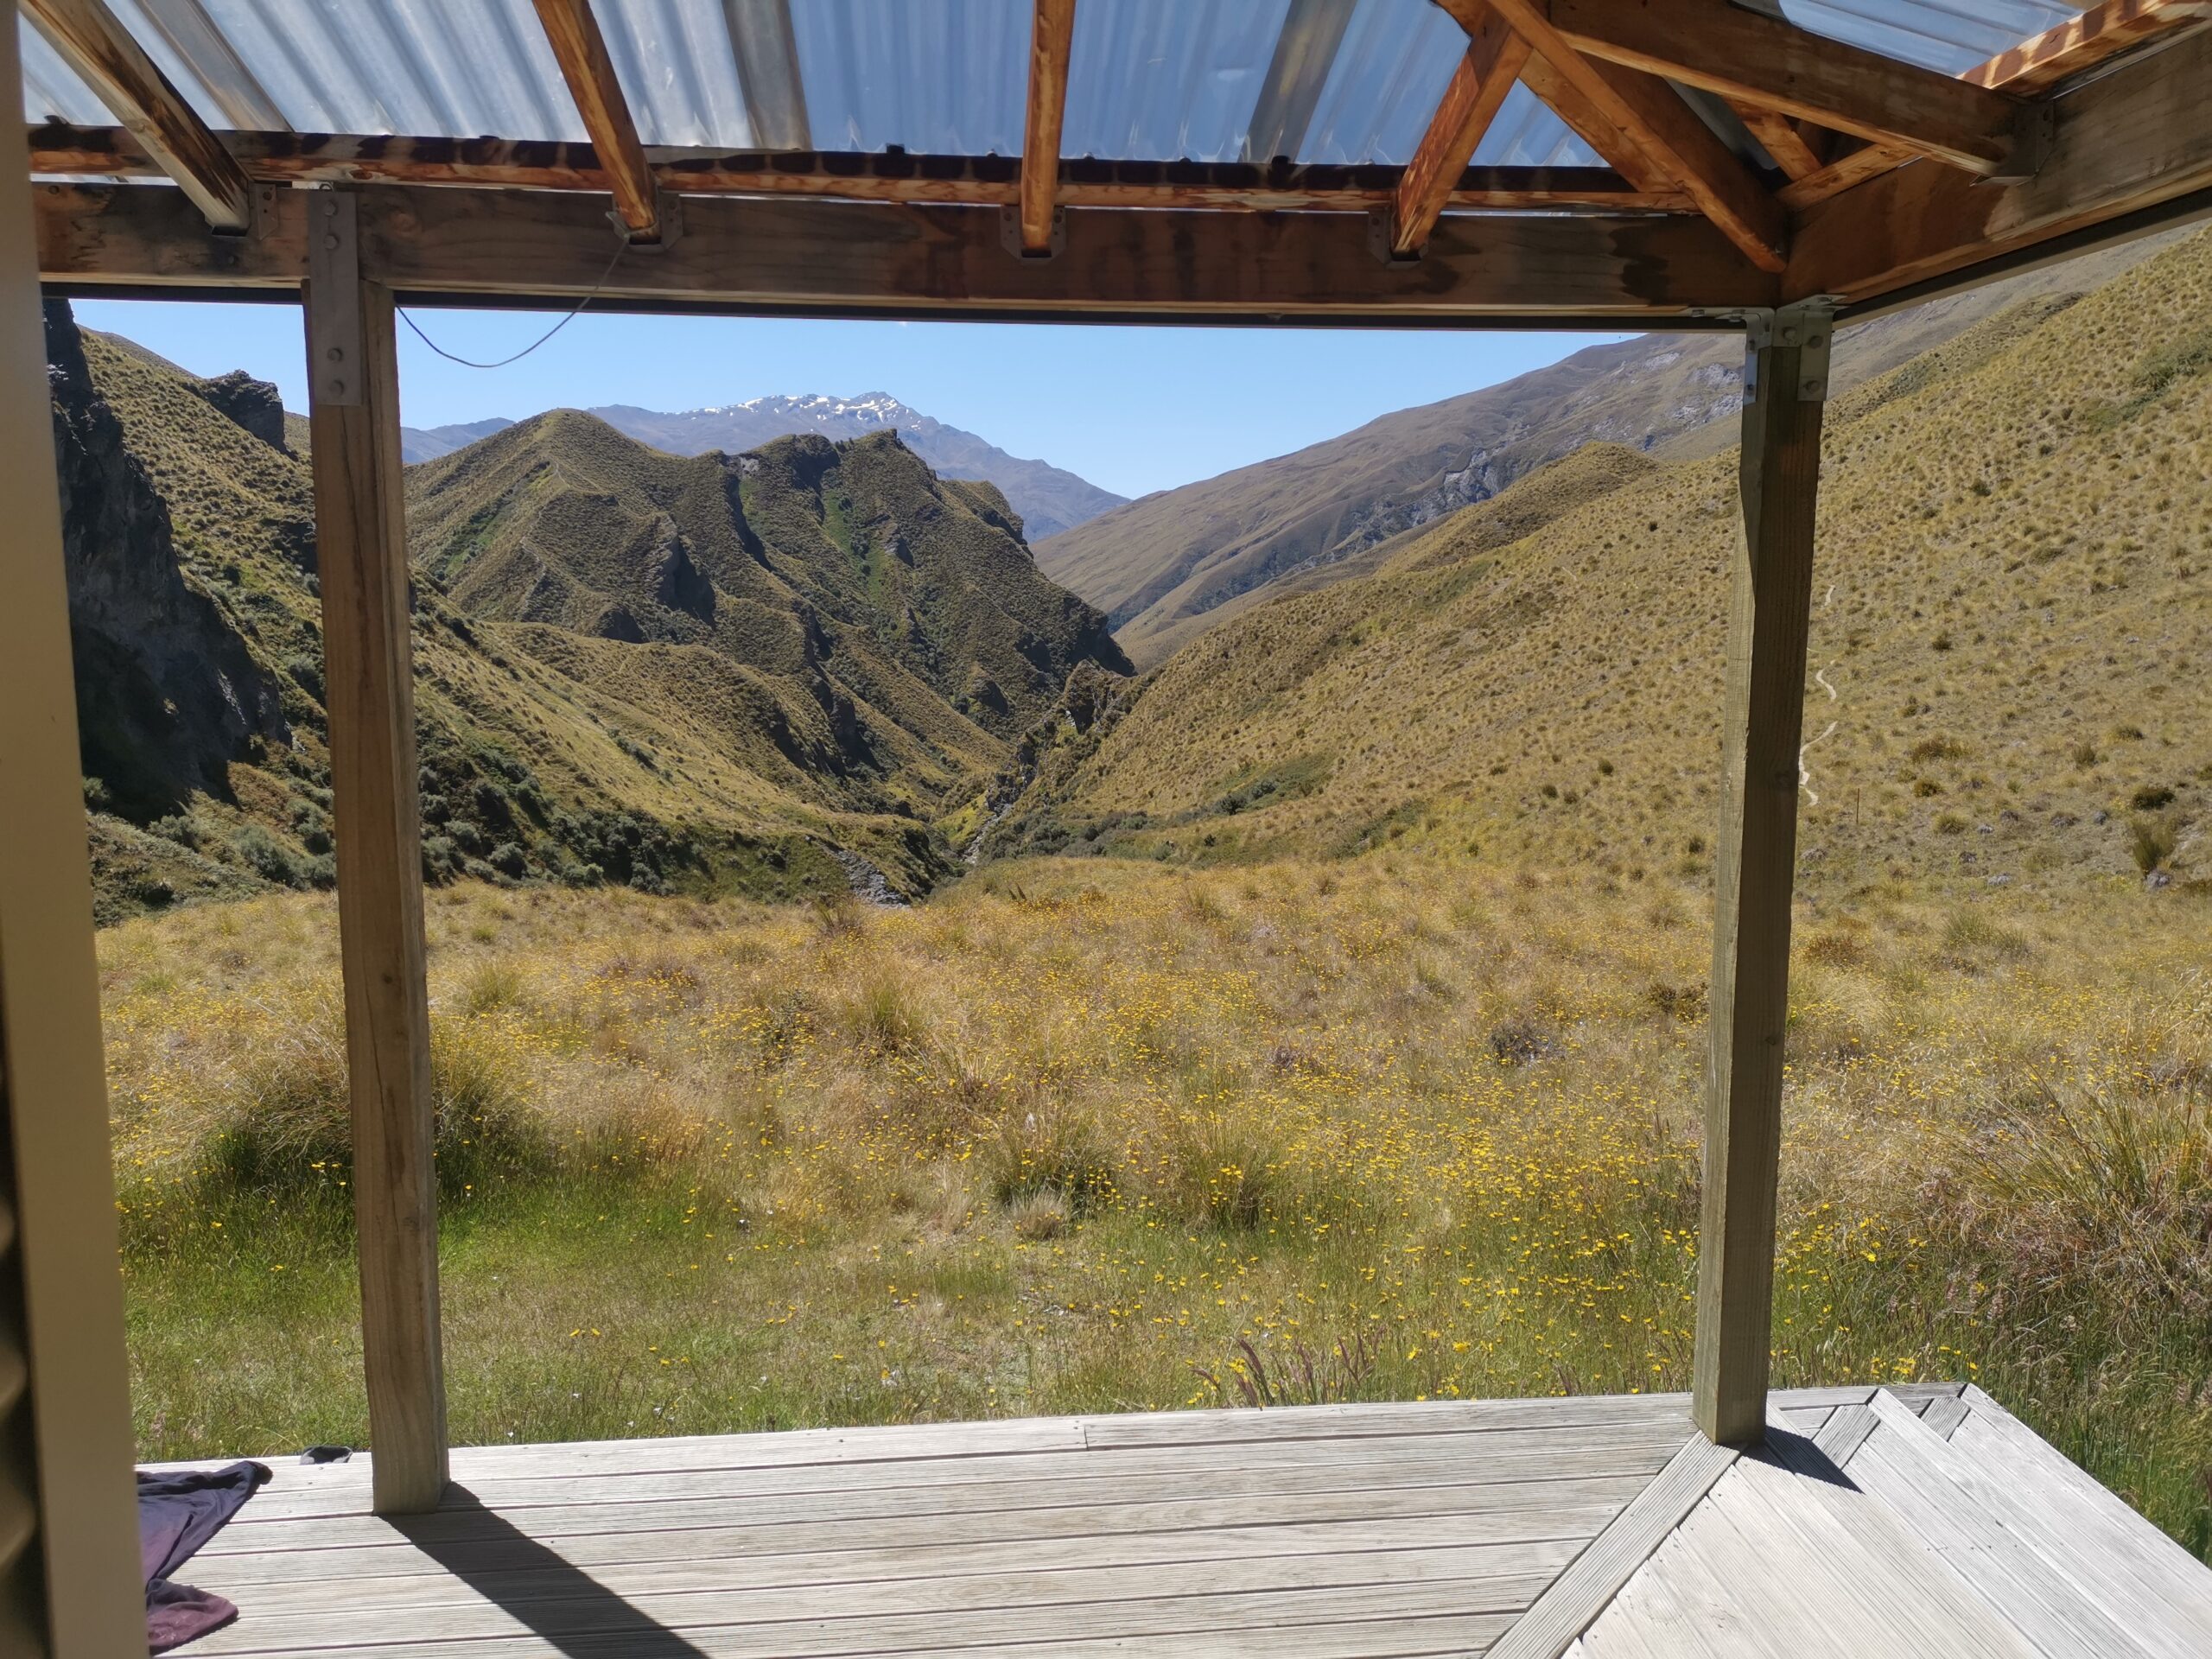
[1044,235,2184,667]
[582,393,1126,540]
[407,411,1125,747]
[988,227,2212,896]
[52,307,1119,920]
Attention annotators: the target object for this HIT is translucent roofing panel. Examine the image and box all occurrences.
[20,0,2098,167]
[1298,0,1594,166]
[19,16,110,126]
[1061,0,1289,163]
[794,0,1029,156]
[595,0,754,149]
[182,0,581,139]
[1780,1,2084,76]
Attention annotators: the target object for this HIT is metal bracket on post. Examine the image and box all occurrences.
[1366,207,1421,267]
[306,189,363,409]
[1984,100,2055,186]
[1000,204,1065,259]
[1739,297,1840,406]
[615,188,683,251]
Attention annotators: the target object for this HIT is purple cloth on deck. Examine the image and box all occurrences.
[137,1461,271,1652]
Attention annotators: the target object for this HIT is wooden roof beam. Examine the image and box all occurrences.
[1020,0,1077,255]
[1245,0,1357,164]
[1964,0,2212,92]
[29,126,1694,213]
[1391,3,1535,256]
[36,181,1781,321]
[530,0,660,240]
[20,0,250,229]
[1788,21,2212,305]
[1535,0,2024,177]
[1476,0,1787,272]
[1783,0,2212,210]
[721,0,810,151]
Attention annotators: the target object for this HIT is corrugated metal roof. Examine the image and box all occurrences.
[20,0,2091,164]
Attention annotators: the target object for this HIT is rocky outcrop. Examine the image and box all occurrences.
[191,369,289,451]
[45,301,289,820]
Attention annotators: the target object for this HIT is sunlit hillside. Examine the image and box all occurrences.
[990,228,2212,897]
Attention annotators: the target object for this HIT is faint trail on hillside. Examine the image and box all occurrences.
[1802,585,1842,804]
[1800,720,1839,806]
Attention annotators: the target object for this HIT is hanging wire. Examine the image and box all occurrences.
[396,233,632,370]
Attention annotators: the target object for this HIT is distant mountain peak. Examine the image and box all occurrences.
[690,391,920,426]
[405,391,1122,541]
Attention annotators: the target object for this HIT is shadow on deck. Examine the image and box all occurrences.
[159,1382,2212,1658]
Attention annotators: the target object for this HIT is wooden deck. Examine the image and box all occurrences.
[156,1382,2212,1658]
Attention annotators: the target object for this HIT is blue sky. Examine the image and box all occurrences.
[73,298,1631,500]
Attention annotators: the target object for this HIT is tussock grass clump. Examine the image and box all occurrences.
[99,861,2212,1557]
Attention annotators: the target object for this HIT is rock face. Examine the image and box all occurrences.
[45,301,289,819]
[191,369,289,451]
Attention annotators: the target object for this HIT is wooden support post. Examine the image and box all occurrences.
[1693,299,1832,1447]
[0,21,148,1655]
[305,191,448,1515]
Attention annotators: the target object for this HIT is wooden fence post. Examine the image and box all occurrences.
[0,22,151,1652]
[306,190,448,1514]
[1693,300,1833,1446]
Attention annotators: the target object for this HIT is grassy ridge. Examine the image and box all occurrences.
[107,861,2212,1556]
[991,228,2212,893]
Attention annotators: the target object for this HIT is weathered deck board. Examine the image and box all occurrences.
[1567,1386,2212,1659]
[198,1483,1643,1586]
[153,1384,2212,1659]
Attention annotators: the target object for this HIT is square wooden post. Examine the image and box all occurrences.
[1693,300,1834,1446]
[0,22,151,1655]
[306,191,448,1514]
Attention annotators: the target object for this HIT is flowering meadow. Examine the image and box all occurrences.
[99,859,2212,1556]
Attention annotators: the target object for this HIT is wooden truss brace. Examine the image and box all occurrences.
[1779,0,2212,208]
[1535,0,2024,176]
[27,126,1695,214]
[1466,0,1788,271]
[20,0,251,229]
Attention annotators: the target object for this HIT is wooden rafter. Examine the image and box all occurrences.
[530,0,659,239]
[1471,0,1788,271]
[20,0,250,229]
[1020,0,1077,253]
[29,126,1694,213]
[1392,3,1534,255]
[722,0,810,151]
[1245,0,1357,164]
[1783,0,2212,210]
[1536,0,2022,176]
[1728,99,1826,182]
[35,181,1782,321]
[1964,0,2212,92]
